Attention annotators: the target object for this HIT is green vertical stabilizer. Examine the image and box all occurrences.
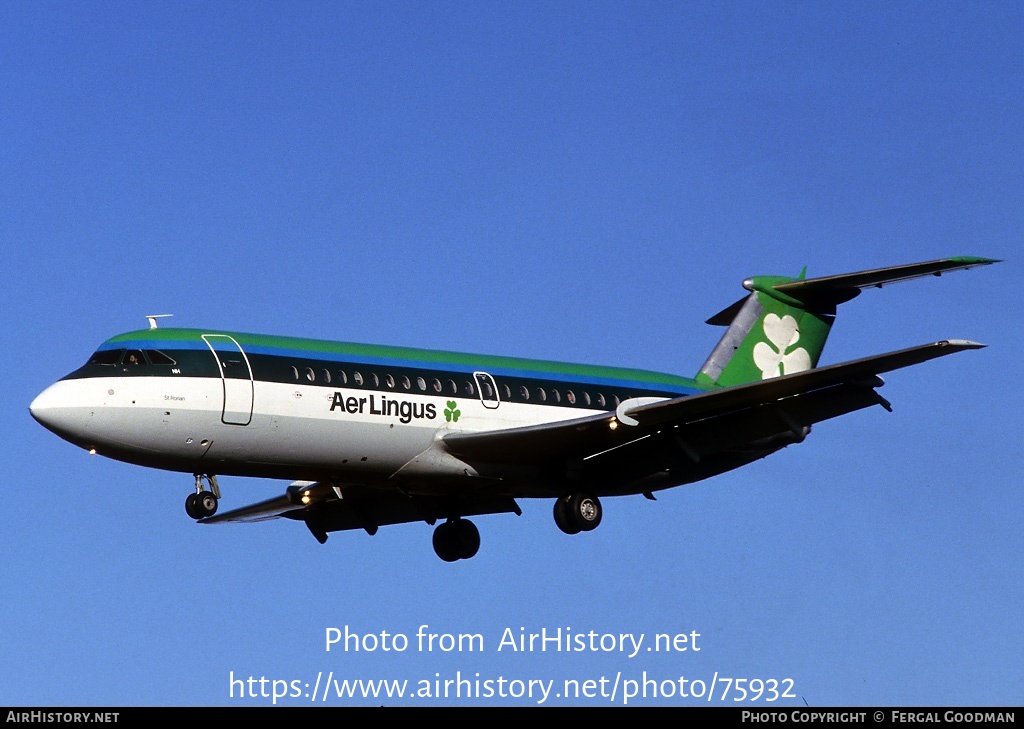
[698,274,834,388]
[696,256,999,388]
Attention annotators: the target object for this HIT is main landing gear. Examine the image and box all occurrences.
[553,493,602,535]
[185,473,220,520]
[432,518,480,562]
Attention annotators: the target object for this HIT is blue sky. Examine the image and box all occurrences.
[2,2,1021,706]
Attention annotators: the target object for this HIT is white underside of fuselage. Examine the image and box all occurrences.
[31,375,606,484]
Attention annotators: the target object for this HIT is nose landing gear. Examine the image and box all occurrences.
[185,473,220,520]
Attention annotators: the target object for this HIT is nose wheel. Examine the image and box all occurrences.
[186,474,220,520]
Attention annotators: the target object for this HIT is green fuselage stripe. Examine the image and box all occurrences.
[68,329,706,411]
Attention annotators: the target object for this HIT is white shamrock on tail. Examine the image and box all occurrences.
[752,314,812,379]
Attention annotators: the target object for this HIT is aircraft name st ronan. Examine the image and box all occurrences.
[329,391,439,424]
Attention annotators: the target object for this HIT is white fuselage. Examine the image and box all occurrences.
[31,372,606,484]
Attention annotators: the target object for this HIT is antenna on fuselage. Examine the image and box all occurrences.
[146,314,173,329]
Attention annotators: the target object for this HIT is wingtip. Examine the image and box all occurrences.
[940,339,986,349]
[949,256,1002,266]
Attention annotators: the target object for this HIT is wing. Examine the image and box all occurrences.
[442,340,985,466]
[202,339,983,537]
[201,480,520,543]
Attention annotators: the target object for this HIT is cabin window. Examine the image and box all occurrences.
[305,367,315,382]
[386,374,395,388]
[322,369,331,384]
[536,387,547,402]
[338,370,348,385]
[550,389,561,403]
[401,375,411,390]
[370,373,380,387]
[353,372,364,386]
[612,395,621,407]
[290,366,299,380]
[566,390,576,405]
[448,379,458,395]
[88,349,124,366]
[520,385,530,401]
[596,393,606,407]
[464,381,476,396]
[502,384,512,400]
[144,350,176,365]
[582,391,591,406]
[432,378,443,393]
[416,376,426,391]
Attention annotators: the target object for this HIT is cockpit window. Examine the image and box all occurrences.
[144,350,176,365]
[123,350,145,367]
[88,349,124,366]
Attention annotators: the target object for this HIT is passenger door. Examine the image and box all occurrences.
[202,334,254,425]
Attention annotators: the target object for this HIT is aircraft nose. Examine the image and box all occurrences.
[30,381,89,441]
[30,383,64,430]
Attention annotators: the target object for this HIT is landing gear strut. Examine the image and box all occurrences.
[186,473,220,520]
[432,518,480,562]
[553,493,602,535]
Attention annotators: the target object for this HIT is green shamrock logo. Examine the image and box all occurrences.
[444,400,461,423]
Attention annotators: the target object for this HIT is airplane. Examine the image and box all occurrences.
[30,256,997,561]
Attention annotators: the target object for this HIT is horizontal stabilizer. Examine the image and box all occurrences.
[706,296,748,326]
[772,256,999,307]
[706,256,998,324]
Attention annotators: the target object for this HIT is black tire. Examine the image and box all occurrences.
[432,521,460,562]
[198,491,218,518]
[568,493,602,532]
[553,496,581,535]
[184,493,202,520]
[455,519,480,560]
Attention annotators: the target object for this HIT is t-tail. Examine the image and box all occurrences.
[697,256,999,388]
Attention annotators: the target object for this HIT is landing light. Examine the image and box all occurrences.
[88,448,97,455]
[302,491,312,505]
[609,420,618,431]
